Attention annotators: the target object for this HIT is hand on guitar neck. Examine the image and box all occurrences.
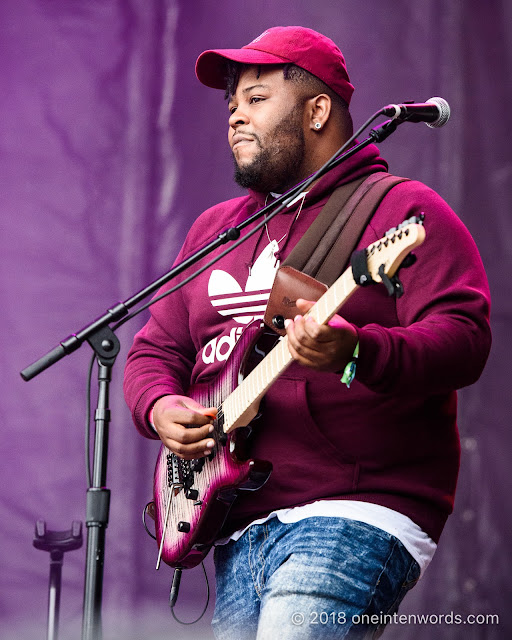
[285,298,359,373]
[151,395,218,460]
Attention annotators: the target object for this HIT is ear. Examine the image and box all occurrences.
[306,94,332,132]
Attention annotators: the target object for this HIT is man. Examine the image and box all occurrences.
[124,26,491,639]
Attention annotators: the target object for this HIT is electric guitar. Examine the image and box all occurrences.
[150,217,425,569]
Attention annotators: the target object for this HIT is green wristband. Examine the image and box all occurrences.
[341,341,359,388]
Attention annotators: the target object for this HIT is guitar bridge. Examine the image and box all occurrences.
[166,453,184,495]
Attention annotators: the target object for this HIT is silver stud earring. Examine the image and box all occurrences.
[314,122,322,130]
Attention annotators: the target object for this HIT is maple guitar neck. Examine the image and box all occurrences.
[222,266,357,433]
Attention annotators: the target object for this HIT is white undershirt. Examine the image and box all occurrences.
[218,500,436,578]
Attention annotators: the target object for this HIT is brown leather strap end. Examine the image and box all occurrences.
[263,266,327,335]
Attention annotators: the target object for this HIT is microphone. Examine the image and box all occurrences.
[382,97,450,128]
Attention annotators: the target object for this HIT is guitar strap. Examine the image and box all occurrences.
[263,171,409,335]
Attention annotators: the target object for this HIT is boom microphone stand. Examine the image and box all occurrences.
[20,109,417,640]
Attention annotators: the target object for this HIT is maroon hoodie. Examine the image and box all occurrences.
[123,143,491,543]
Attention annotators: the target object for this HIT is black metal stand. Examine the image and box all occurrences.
[21,107,410,640]
[33,520,83,640]
[80,326,120,640]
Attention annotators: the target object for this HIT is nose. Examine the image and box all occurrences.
[228,106,249,130]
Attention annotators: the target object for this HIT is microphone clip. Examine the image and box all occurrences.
[369,118,400,143]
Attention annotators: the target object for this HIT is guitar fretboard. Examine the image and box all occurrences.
[222,268,357,432]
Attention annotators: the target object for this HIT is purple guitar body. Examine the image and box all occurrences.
[153,320,273,569]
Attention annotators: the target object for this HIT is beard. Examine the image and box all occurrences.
[232,106,306,193]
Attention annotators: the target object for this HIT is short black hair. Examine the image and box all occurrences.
[224,61,353,137]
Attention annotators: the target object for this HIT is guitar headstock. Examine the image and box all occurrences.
[364,216,426,284]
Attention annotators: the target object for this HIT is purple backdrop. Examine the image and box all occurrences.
[1,1,511,639]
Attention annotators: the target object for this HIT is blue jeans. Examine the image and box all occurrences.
[212,516,420,639]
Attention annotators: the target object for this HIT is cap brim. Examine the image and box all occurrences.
[195,48,290,90]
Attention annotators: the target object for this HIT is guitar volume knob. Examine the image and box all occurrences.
[272,315,285,330]
[177,521,191,533]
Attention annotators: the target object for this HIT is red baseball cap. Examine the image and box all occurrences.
[195,26,354,105]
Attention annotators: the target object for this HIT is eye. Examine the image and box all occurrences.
[249,96,264,105]
[229,105,237,115]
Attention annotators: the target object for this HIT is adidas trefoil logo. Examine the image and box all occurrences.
[208,241,280,325]
[201,241,280,364]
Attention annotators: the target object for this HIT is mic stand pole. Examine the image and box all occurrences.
[20,113,404,640]
[80,327,120,640]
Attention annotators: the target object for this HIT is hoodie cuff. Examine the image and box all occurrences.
[133,383,182,438]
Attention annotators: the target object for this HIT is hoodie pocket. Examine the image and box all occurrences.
[296,377,360,491]
[263,375,360,494]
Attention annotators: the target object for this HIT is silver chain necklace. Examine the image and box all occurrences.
[263,192,307,247]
